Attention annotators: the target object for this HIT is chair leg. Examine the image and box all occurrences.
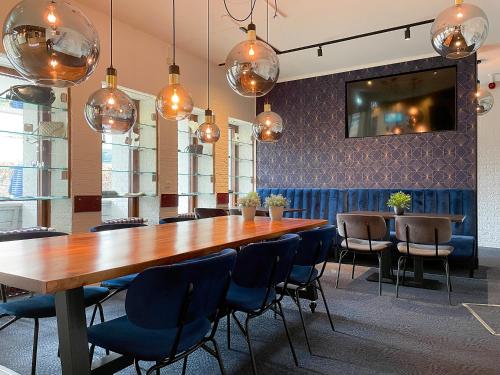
[89,345,95,365]
[31,318,39,375]
[277,301,298,367]
[402,257,408,285]
[351,252,356,279]
[336,250,348,288]
[294,289,312,354]
[210,338,226,375]
[444,258,452,305]
[134,359,142,375]
[0,284,6,303]
[155,361,161,375]
[182,355,188,375]
[396,256,404,298]
[244,317,258,375]
[377,253,382,296]
[226,313,231,350]
[316,279,335,332]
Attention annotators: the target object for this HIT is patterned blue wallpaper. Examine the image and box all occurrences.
[256,56,477,189]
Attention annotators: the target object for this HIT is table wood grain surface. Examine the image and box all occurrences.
[0,216,326,294]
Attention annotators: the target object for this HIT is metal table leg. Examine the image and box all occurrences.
[55,288,91,375]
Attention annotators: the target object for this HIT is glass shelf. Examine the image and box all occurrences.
[232,140,254,146]
[0,129,68,141]
[229,175,253,179]
[178,192,214,197]
[102,142,156,151]
[136,122,156,129]
[102,193,157,199]
[229,156,253,162]
[102,169,156,175]
[0,195,69,201]
[230,191,253,195]
[178,173,213,177]
[178,150,213,157]
[0,97,68,112]
[0,165,68,171]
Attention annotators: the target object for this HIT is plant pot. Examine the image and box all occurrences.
[269,206,284,221]
[394,206,405,215]
[241,206,256,221]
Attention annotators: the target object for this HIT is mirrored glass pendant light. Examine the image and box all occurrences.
[84,0,136,134]
[224,0,279,97]
[156,0,193,121]
[197,0,220,144]
[431,0,489,60]
[253,103,283,143]
[475,81,494,116]
[2,0,100,87]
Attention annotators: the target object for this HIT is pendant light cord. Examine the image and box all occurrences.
[110,0,113,67]
[207,0,210,109]
[223,0,257,23]
[172,0,176,64]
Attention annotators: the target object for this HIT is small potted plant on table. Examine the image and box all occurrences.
[265,194,288,221]
[387,191,411,215]
[237,192,261,221]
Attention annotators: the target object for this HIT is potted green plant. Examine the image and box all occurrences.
[237,192,261,221]
[387,191,411,215]
[265,194,288,221]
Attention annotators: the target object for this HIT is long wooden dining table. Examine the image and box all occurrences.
[0,216,326,375]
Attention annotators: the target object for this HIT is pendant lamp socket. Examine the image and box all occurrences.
[317,46,323,57]
[405,27,411,40]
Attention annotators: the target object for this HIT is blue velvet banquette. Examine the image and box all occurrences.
[257,188,477,275]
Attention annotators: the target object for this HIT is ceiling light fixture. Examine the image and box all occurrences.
[405,27,411,40]
[431,0,489,59]
[196,0,220,144]
[84,0,136,134]
[2,0,100,87]
[475,80,494,116]
[224,0,279,97]
[156,0,193,121]
[317,45,323,57]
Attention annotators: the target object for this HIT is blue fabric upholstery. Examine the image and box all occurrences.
[88,248,237,362]
[0,287,109,319]
[257,188,477,265]
[225,283,276,312]
[289,266,318,285]
[295,225,336,266]
[101,274,138,289]
[90,223,147,232]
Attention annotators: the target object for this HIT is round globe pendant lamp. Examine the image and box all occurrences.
[475,81,494,116]
[156,0,193,121]
[431,0,489,60]
[224,0,279,97]
[84,0,136,134]
[253,103,283,143]
[196,0,220,144]
[2,0,100,87]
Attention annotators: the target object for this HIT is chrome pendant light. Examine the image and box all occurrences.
[156,0,193,121]
[224,0,279,97]
[253,103,283,143]
[431,0,489,60]
[196,0,220,144]
[84,0,136,134]
[475,81,494,116]
[2,0,100,87]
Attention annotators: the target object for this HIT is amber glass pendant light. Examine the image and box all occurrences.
[84,0,136,134]
[197,0,220,144]
[156,0,194,121]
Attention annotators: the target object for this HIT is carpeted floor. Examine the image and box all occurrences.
[1,248,500,375]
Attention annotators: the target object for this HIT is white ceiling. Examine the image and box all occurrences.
[78,0,500,81]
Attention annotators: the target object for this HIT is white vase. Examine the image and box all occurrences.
[241,206,256,221]
[269,206,284,221]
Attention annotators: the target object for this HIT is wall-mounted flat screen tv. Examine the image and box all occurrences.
[346,66,456,138]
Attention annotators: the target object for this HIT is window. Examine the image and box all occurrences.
[101,88,158,222]
[228,118,255,206]
[178,109,214,214]
[0,68,69,230]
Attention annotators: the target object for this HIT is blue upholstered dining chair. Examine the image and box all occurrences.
[89,222,147,232]
[87,248,237,375]
[225,233,300,375]
[286,225,336,354]
[0,231,109,375]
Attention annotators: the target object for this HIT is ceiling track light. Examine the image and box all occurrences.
[317,46,323,57]
[405,27,411,40]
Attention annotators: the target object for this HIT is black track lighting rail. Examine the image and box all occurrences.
[219,18,435,66]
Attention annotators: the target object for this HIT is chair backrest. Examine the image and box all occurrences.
[194,208,228,219]
[90,223,147,232]
[337,213,386,241]
[125,248,237,330]
[0,230,67,242]
[295,225,336,266]
[159,216,197,224]
[395,216,452,244]
[232,233,299,290]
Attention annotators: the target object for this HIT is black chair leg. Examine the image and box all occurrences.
[351,252,356,279]
[336,250,348,288]
[0,284,6,303]
[396,256,404,298]
[294,289,312,354]
[244,316,258,375]
[182,356,188,375]
[226,313,231,350]
[277,301,298,367]
[134,359,142,375]
[443,258,452,305]
[211,338,226,375]
[377,253,382,296]
[316,279,335,332]
[31,318,39,375]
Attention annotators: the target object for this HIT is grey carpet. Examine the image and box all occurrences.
[1,248,500,375]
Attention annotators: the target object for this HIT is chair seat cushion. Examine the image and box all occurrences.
[87,316,211,361]
[391,232,474,259]
[225,281,276,312]
[0,287,109,319]
[341,238,392,252]
[101,274,138,289]
[397,242,454,257]
[289,265,318,285]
